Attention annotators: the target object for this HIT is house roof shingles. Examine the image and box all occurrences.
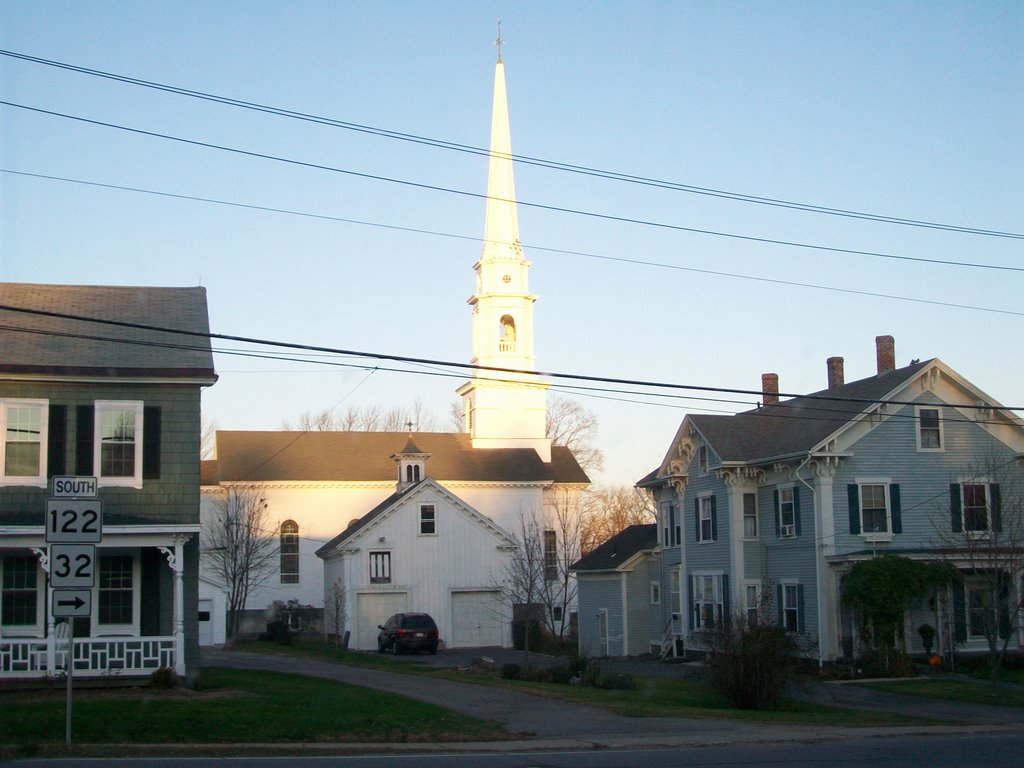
[0,283,217,380]
[692,360,933,463]
[210,431,590,485]
[571,523,658,572]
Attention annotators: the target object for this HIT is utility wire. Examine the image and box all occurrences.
[2,48,1021,241]
[2,303,1022,416]
[2,104,1022,276]
[3,169,1022,318]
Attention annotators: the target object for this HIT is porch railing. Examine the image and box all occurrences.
[0,636,176,679]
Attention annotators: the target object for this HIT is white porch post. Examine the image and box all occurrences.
[31,547,55,675]
[158,540,186,677]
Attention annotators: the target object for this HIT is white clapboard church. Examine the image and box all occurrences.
[200,50,589,649]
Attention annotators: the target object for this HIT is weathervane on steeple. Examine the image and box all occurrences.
[495,20,504,62]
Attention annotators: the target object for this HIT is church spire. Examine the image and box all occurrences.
[456,45,551,462]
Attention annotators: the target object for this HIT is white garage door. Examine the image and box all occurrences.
[356,592,408,650]
[451,591,504,647]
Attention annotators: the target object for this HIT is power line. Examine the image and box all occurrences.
[4,169,1022,318]
[2,47,1021,241]
[2,303,1022,416]
[2,104,1022,276]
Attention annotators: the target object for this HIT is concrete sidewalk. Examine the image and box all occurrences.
[201,649,1023,749]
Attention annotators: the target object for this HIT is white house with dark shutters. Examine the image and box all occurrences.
[626,336,1024,663]
[0,283,216,682]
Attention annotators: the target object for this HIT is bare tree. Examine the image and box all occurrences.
[202,486,279,639]
[580,485,656,554]
[546,395,604,474]
[282,399,442,432]
[933,454,1024,689]
[502,510,548,666]
[539,489,584,643]
[325,577,347,648]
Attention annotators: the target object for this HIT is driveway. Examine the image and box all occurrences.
[201,648,1022,748]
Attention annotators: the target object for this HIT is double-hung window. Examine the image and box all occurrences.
[98,554,135,628]
[95,401,143,487]
[1,400,47,485]
[661,502,680,547]
[744,582,761,628]
[742,493,758,539]
[777,582,804,633]
[692,574,723,630]
[917,406,943,450]
[369,551,391,584]
[1,555,40,630]
[777,488,797,538]
[953,482,999,534]
[697,496,716,542]
[419,504,436,535]
[849,481,901,538]
[698,445,708,474]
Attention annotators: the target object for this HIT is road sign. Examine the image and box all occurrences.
[51,476,98,498]
[45,499,103,543]
[52,589,92,618]
[49,544,96,589]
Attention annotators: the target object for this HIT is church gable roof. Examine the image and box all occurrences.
[0,282,217,380]
[212,431,589,484]
[315,477,513,558]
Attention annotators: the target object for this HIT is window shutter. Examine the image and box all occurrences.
[710,496,718,541]
[890,484,902,534]
[998,574,1011,639]
[776,583,783,627]
[793,486,802,536]
[847,484,860,535]
[143,406,161,479]
[721,574,730,629]
[950,484,962,532]
[694,498,700,542]
[797,584,806,634]
[47,405,67,478]
[990,484,1002,533]
[952,586,967,643]
[75,405,94,476]
[774,490,781,538]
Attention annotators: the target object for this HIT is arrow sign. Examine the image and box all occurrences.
[52,589,91,618]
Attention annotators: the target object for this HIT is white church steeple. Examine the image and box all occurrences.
[456,42,551,462]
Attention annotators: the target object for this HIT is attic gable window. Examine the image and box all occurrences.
[369,551,391,584]
[916,406,943,451]
[1,400,47,485]
[419,504,436,535]
[698,445,708,474]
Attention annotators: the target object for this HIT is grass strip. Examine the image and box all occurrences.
[865,678,1024,708]
[0,667,506,746]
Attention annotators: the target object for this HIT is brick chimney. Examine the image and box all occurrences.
[875,335,895,374]
[762,373,779,406]
[827,356,845,389]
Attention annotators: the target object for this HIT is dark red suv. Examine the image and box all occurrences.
[377,612,439,654]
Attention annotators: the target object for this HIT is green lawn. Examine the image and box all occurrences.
[235,639,932,726]
[865,677,1024,708]
[0,667,506,747]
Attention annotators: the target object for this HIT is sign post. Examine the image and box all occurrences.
[46,477,101,748]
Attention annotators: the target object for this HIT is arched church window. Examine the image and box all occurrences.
[280,520,299,584]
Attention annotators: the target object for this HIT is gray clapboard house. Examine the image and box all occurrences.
[0,283,216,681]
[597,336,1023,662]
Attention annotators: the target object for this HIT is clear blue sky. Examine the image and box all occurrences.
[2,2,1021,487]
